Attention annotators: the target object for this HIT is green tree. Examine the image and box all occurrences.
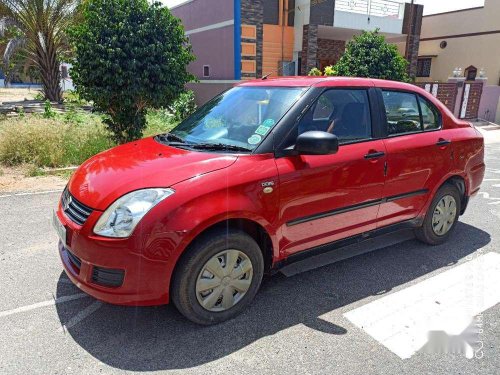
[311,30,410,82]
[0,0,79,101]
[69,0,195,144]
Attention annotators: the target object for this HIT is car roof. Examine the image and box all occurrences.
[237,76,419,91]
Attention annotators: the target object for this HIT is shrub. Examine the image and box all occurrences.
[145,109,177,137]
[43,101,56,119]
[308,68,322,76]
[69,0,195,144]
[328,30,409,82]
[323,65,337,76]
[170,91,197,122]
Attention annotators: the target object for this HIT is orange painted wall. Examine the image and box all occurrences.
[262,25,295,77]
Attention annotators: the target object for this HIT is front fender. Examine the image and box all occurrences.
[135,154,280,300]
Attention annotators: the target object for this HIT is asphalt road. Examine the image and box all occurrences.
[1,137,499,374]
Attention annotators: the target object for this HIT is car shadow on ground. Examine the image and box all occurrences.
[55,222,490,371]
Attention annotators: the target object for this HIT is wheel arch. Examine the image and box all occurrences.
[168,218,275,297]
[440,175,468,215]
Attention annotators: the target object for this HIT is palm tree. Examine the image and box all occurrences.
[0,0,80,101]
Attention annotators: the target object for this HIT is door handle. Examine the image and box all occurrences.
[364,151,385,160]
[436,139,452,146]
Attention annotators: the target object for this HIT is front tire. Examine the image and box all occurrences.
[171,229,264,325]
[415,184,462,246]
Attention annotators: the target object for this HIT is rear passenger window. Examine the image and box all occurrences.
[382,91,422,135]
[419,97,441,130]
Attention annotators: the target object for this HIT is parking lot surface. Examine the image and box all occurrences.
[1,141,499,374]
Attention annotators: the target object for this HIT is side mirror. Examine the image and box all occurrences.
[293,131,339,155]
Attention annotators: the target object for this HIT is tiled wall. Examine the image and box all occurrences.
[241,0,264,79]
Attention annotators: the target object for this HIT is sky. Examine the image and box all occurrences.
[160,0,485,16]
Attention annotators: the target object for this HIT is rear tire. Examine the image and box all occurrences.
[171,229,264,325]
[415,184,462,246]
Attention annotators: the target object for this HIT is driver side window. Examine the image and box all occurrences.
[297,89,372,144]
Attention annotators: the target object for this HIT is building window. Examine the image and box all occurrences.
[288,0,295,26]
[465,65,477,81]
[203,65,210,78]
[417,58,432,78]
[263,0,279,25]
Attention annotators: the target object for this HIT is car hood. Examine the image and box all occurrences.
[67,137,238,210]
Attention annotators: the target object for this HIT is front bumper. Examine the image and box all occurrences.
[56,205,172,306]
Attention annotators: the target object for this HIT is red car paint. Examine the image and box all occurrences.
[56,77,485,306]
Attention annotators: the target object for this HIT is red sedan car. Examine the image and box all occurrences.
[53,77,485,324]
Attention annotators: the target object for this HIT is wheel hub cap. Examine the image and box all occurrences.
[196,250,254,312]
[432,195,457,236]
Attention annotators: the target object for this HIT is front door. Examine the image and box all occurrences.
[275,88,387,256]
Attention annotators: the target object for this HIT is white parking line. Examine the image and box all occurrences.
[344,252,500,359]
[60,301,103,331]
[0,293,89,319]
[0,190,62,199]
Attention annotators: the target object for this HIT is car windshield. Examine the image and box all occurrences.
[169,86,306,151]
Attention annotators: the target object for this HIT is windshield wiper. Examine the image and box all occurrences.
[190,143,252,152]
[157,133,186,144]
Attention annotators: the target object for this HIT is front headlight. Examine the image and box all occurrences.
[93,188,175,238]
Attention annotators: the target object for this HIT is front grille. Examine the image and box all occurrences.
[66,249,82,273]
[61,188,93,226]
[91,266,125,288]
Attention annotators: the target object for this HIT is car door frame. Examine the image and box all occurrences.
[373,87,452,228]
[270,85,390,256]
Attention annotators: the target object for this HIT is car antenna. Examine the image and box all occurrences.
[262,60,296,80]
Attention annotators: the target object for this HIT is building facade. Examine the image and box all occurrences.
[417,0,500,86]
[171,0,423,84]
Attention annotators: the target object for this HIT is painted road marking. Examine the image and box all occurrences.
[0,190,62,199]
[344,252,500,359]
[0,293,88,319]
[60,301,103,331]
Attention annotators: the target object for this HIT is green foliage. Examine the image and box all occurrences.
[169,90,197,122]
[69,0,195,144]
[308,67,322,76]
[144,109,177,137]
[43,101,56,119]
[63,90,87,105]
[323,65,337,76]
[327,30,409,82]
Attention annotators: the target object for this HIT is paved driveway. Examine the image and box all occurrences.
[0,141,499,374]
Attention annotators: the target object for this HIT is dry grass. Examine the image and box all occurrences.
[0,165,68,193]
[0,110,177,168]
[0,113,114,167]
[0,87,42,103]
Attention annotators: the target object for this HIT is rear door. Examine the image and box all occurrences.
[275,88,387,256]
[377,89,452,227]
